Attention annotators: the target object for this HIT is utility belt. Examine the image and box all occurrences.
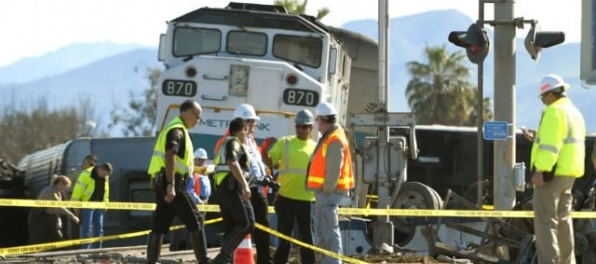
[153,169,189,191]
[214,170,251,191]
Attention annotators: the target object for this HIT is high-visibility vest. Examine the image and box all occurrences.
[147,117,194,178]
[531,97,586,177]
[306,126,354,191]
[193,173,212,199]
[71,167,110,202]
[270,135,316,201]
[213,132,272,160]
[213,137,249,186]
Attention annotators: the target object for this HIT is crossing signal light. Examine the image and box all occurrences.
[448,24,490,64]
[524,24,565,61]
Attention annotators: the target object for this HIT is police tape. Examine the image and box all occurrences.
[1,199,595,218]
[255,223,370,264]
[0,218,222,256]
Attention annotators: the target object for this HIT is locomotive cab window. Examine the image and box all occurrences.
[227,31,267,56]
[173,27,221,57]
[273,35,322,68]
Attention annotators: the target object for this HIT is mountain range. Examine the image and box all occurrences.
[0,9,594,133]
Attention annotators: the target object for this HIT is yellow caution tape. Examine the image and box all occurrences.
[0,218,222,256]
[255,223,369,264]
[1,199,595,218]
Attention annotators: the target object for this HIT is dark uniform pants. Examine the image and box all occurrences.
[216,184,255,259]
[251,187,274,264]
[274,195,315,264]
[151,176,204,234]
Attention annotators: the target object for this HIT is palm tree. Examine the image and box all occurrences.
[274,0,330,20]
[405,45,492,126]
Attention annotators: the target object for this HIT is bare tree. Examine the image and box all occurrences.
[0,98,93,164]
[109,67,160,137]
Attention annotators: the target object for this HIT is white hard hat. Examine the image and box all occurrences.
[295,109,314,125]
[539,74,570,96]
[315,102,337,117]
[234,104,260,120]
[193,148,208,159]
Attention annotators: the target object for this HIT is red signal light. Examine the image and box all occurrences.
[470,45,481,54]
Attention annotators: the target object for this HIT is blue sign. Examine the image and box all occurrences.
[483,121,509,140]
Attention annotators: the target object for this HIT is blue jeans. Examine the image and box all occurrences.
[315,192,343,264]
[80,209,105,249]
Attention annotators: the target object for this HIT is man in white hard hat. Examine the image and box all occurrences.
[306,102,354,264]
[230,104,274,264]
[525,74,585,264]
[268,109,317,264]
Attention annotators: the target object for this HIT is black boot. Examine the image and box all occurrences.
[211,253,231,264]
[190,229,211,264]
[146,232,163,264]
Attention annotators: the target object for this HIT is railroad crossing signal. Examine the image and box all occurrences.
[524,23,565,61]
[448,24,490,64]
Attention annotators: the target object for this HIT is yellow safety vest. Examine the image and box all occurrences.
[71,167,110,202]
[531,97,586,177]
[213,137,248,186]
[269,135,316,201]
[147,117,194,178]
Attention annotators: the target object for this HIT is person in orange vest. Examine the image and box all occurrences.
[306,102,354,264]
[191,148,212,203]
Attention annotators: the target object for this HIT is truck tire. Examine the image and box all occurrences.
[391,181,443,246]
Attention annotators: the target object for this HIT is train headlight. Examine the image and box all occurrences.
[229,65,249,96]
[286,74,298,86]
[185,66,197,78]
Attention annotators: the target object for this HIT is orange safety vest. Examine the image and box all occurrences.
[306,127,354,190]
[193,173,202,196]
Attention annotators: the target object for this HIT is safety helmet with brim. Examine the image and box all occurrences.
[539,74,570,97]
[234,104,260,120]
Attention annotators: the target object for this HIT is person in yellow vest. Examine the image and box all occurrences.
[170,147,214,251]
[306,102,354,264]
[269,109,317,264]
[527,74,586,264]
[145,100,209,264]
[211,117,256,264]
[67,154,97,241]
[71,162,112,249]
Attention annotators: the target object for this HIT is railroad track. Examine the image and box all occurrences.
[2,244,222,264]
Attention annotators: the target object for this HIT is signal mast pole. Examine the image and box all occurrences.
[493,0,516,210]
[372,0,395,248]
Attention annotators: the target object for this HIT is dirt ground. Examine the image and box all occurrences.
[1,245,455,264]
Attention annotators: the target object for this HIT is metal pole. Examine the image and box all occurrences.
[493,0,516,210]
[476,1,485,209]
[372,0,394,249]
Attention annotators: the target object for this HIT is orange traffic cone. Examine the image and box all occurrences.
[234,234,255,264]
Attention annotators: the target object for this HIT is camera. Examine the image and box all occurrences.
[258,175,281,192]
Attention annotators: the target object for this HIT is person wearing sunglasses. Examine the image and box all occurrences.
[146,99,210,264]
[268,109,317,264]
[306,102,354,264]
[530,74,585,264]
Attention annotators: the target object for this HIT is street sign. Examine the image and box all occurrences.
[483,121,509,140]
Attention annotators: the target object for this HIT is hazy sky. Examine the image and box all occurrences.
[0,0,583,67]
